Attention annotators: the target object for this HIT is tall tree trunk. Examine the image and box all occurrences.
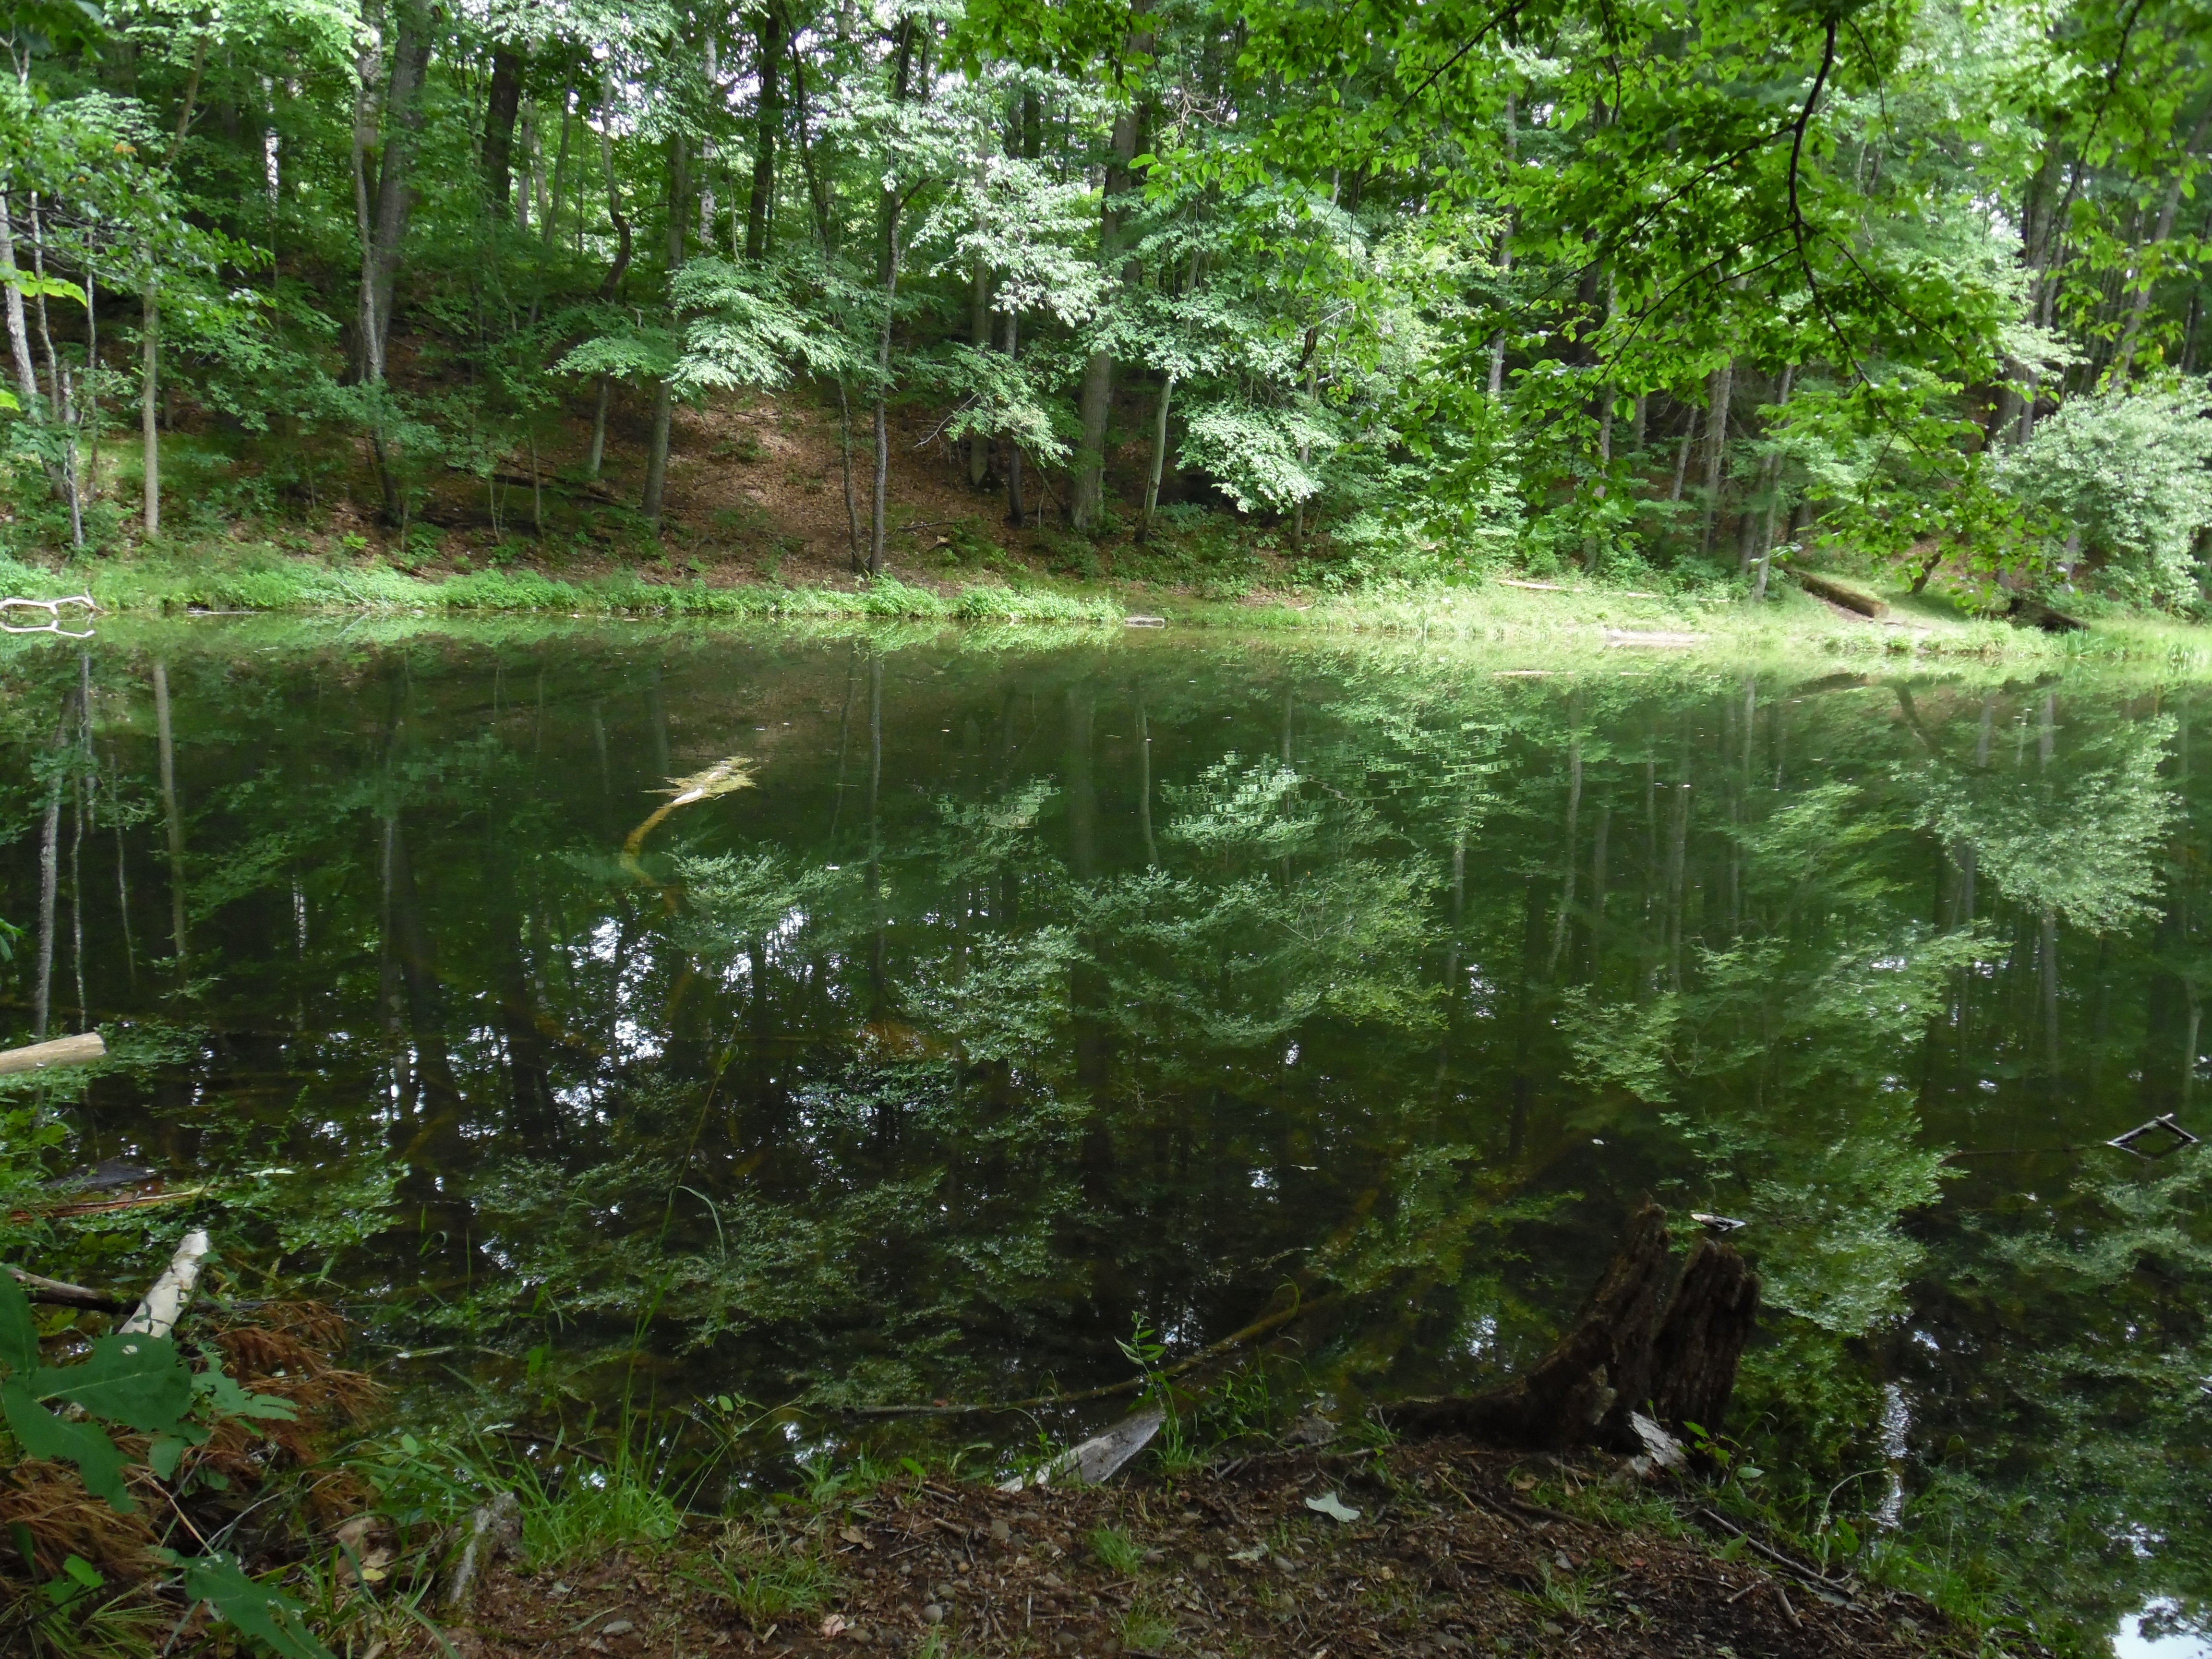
[482,45,526,211]
[1488,91,1516,398]
[1698,357,1734,554]
[869,21,916,575]
[588,377,610,479]
[1141,373,1175,536]
[745,3,784,263]
[542,81,574,249]
[354,0,433,520]
[141,290,159,537]
[1002,309,1024,527]
[642,134,687,524]
[1071,49,1149,531]
[0,190,40,410]
[968,256,991,485]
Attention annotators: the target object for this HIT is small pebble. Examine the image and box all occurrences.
[990,1519,1011,1542]
[921,1604,945,1625]
[601,1620,635,1636]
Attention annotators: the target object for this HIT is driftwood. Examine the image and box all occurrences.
[119,1229,212,1340]
[0,1032,106,1077]
[1383,1202,1759,1453]
[7,1266,133,1313]
[1792,571,1888,618]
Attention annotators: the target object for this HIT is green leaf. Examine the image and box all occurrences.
[147,1434,191,1480]
[31,1334,194,1433]
[195,1364,300,1422]
[0,268,88,304]
[61,1554,103,1588]
[0,1269,38,1377]
[164,1550,335,1659]
[1,1379,135,1512]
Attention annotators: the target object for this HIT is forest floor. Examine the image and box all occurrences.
[0,382,2194,666]
[367,1440,1973,1659]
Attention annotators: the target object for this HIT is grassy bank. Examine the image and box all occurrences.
[6,541,2212,667]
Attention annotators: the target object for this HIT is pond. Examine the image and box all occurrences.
[2,620,2208,1651]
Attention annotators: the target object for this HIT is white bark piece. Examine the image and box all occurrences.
[119,1229,211,1339]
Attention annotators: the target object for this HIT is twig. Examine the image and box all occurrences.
[8,1266,131,1312]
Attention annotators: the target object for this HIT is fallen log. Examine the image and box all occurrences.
[7,1266,133,1313]
[1792,571,1888,618]
[1382,1202,1759,1453]
[119,1228,211,1339]
[0,1032,106,1077]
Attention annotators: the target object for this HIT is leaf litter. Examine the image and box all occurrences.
[372,1439,1974,1659]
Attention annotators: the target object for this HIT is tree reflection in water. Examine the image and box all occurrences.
[0,625,2205,1648]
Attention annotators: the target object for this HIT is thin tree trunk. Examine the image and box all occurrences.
[0,190,41,409]
[968,256,991,485]
[642,132,686,524]
[542,81,574,249]
[868,23,916,575]
[1752,366,1795,598]
[141,290,159,537]
[1003,308,1025,527]
[1488,91,1516,398]
[587,376,609,479]
[1699,357,1734,554]
[1141,372,1175,537]
[1669,403,1697,501]
[1072,60,1148,531]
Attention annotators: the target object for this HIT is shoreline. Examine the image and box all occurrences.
[4,544,2208,667]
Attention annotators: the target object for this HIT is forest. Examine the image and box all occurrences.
[1,0,2211,609]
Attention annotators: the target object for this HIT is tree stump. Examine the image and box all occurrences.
[1383,1202,1759,1453]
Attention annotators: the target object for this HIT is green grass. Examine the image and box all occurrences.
[684,1543,844,1630]
[12,538,2212,670]
[0,545,1126,624]
[1090,1526,1145,1576]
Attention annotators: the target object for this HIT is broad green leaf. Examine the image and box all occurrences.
[31,1334,194,1434]
[1,1379,135,1512]
[166,1550,335,1659]
[0,1269,38,1377]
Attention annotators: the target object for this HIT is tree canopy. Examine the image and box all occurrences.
[2,0,2212,597]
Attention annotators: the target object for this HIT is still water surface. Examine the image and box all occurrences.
[2,622,2208,1648]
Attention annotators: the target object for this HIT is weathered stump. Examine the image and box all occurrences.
[1383,1202,1759,1453]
